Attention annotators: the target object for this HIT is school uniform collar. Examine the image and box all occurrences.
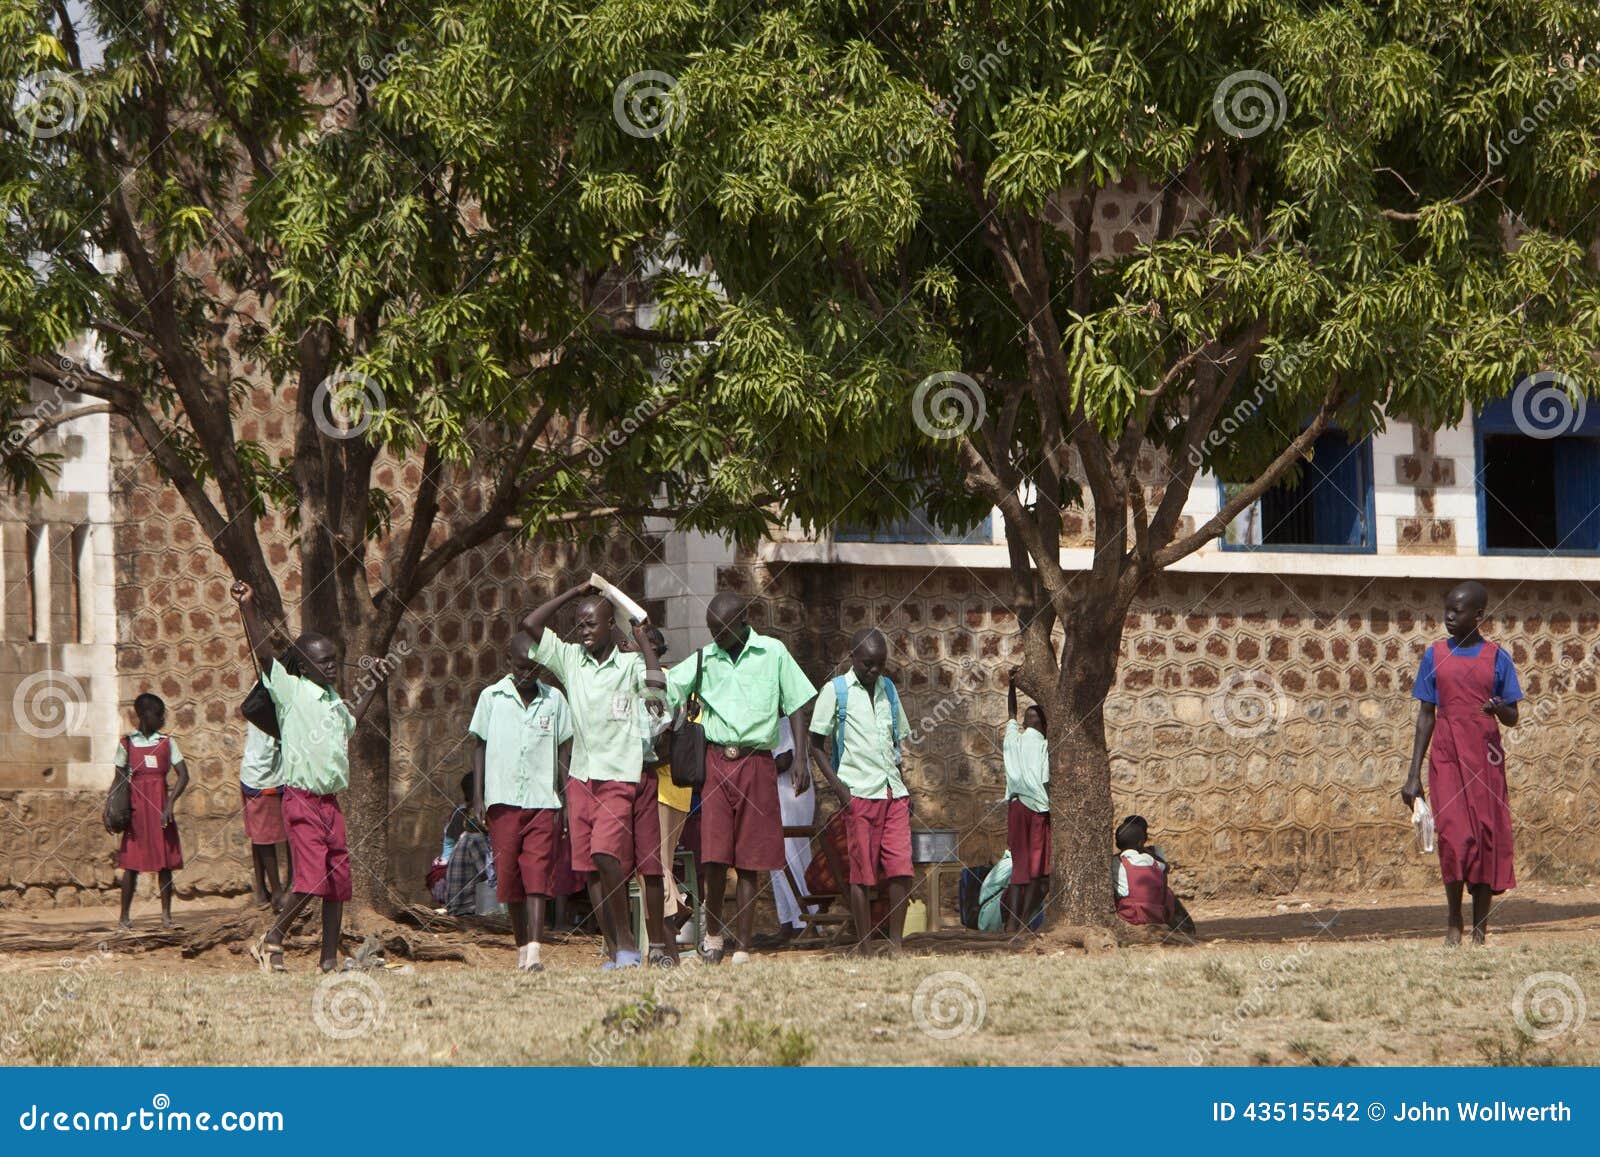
[488,675,552,704]
[130,730,165,743]
[708,627,774,664]
[578,643,627,669]
[842,668,890,699]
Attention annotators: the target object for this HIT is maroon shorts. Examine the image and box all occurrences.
[566,777,595,874]
[487,805,561,902]
[844,795,913,886]
[1007,800,1051,885]
[700,748,784,871]
[281,786,352,901]
[588,778,662,877]
[241,788,287,845]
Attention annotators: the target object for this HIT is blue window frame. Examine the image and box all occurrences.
[1476,396,1600,555]
[1217,430,1377,553]
[835,506,993,545]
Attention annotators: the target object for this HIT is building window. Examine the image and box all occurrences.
[1477,394,1600,554]
[836,506,993,545]
[1219,430,1376,552]
[72,524,92,643]
[26,524,47,641]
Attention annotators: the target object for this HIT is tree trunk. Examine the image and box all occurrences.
[345,682,393,913]
[1045,638,1122,926]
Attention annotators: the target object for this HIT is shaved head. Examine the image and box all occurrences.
[707,591,751,651]
[850,628,887,657]
[850,628,888,689]
[507,630,536,664]
[1448,581,1488,612]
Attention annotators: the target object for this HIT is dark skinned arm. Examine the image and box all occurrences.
[1008,666,1019,719]
[230,582,276,671]
[350,681,385,724]
[1402,702,1435,807]
[1481,696,1519,726]
[470,737,486,824]
[788,701,815,794]
[162,759,190,828]
[557,739,572,807]
[808,736,852,810]
[519,582,592,643]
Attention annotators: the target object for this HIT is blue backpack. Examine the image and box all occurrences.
[830,674,901,771]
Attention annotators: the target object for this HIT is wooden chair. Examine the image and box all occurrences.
[779,817,856,947]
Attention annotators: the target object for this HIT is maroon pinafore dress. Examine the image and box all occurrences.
[117,736,185,872]
[1116,855,1176,925]
[1427,641,1515,893]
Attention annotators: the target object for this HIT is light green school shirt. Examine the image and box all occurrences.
[530,633,649,784]
[808,669,911,800]
[238,722,282,790]
[665,629,817,748]
[116,731,183,768]
[468,677,573,810]
[262,658,355,795]
[1003,720,1050,813]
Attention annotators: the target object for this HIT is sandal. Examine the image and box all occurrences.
[249,936,287,973]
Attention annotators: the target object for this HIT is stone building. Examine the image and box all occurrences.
[5,175,1597,912]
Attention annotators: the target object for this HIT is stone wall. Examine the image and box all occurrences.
[728,561,1600,898]
[1,397,661,911]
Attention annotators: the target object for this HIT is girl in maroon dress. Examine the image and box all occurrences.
[1403,581,1521,945]
[114,693,190,929]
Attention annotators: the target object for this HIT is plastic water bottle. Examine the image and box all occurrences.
[1412,798,1436,853]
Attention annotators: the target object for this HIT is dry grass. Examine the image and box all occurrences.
[1,933,1597,1067]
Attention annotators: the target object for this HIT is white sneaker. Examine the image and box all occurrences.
[676,923,695,946]
[730,950,751,965]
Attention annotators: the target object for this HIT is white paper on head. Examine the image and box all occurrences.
[589,572,648,624]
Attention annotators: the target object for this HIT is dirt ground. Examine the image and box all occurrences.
[1,883,1596,1066]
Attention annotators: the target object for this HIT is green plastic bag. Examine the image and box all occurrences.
[977,852,1012,931]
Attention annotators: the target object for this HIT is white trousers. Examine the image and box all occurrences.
[769,768,817,929]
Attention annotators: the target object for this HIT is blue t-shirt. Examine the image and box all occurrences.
[1411,640,1523,705]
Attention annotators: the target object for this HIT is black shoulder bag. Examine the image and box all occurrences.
[102,737,133,834]
[669,650,707,789]
[240,651,281,739]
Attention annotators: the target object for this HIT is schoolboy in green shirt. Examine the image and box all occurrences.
[808,628,914,954]
[469,631,573,972]
[666,592,817,963]
[520,578,664,970]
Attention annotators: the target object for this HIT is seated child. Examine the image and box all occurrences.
[1113,815,1195,935]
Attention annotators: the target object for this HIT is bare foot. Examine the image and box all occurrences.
[320,957,340,973]
[1471,927,1487,945]
[1444,925,1463,946]
[160,916,176,929]
[117,917,133,931]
